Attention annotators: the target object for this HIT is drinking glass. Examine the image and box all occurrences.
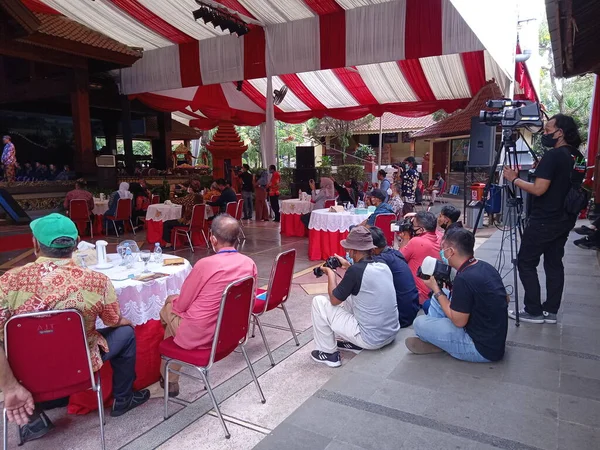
[117,245,127,265]
[140,250,151,273]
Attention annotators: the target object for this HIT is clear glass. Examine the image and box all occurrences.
[117,245,127,265]
[78,254,87,269]
[140,250,151,273]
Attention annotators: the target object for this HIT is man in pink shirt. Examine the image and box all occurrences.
[159,214,256,397]
[63,178,95,213]
[399,212,441,304]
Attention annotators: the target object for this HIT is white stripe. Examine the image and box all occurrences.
[441,0,484,55]
[484,50,509,96]
[40,0,172,50]
[345,0,406,67]
[119,46,182,95]
[248,78,310,112]
[221,83,265,113]
[420,54,471,100]
[152,87,198,101]
[238,0,314,24]
[199,34,244,85]
[357,62,417,103]
[185,107,207,118]
[172,112,191,127]
[335,0,395,9]
[266,16,320,76]
[297,71,359,109]
[139,0,226,40]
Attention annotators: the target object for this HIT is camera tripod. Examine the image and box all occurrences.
[472,127,530,326]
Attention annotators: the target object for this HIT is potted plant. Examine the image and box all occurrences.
[354,144,376,172]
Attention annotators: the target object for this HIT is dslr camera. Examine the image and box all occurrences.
[417,256,453,288]
[313,256,342,278]
[390,217,415,236]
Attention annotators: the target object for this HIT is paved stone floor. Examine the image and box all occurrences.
[254,222,600,450]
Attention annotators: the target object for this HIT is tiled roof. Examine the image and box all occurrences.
[411,81,504,139]
[317,113,436,136]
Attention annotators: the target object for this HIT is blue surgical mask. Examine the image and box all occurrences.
[346,252,354,265]
[440,249,449,265]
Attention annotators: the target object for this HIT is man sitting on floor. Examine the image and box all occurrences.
[406,227,508,362]
[159,214,257,396]
[0,214,149,442]
[207,178,238,215]
[311,226,399,367]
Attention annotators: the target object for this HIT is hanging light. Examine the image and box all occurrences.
[192,2,249,37]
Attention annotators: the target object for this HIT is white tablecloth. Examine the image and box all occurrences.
[93,199,109,215]
[281,199,314,215]
[91,253,192,326]
[308,208,370,233]
[146,204,183,222]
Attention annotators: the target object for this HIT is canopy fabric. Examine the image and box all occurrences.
[25,0,516,95]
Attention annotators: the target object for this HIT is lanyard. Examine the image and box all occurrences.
[457,257,476,274]
[217,249,238,254]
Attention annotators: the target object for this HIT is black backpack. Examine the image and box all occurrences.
[564,148,589,217]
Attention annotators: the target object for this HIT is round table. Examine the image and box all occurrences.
[68,254,191,414]
[281,199,313,237]
[308,209,370,261]
[145,203,183,245]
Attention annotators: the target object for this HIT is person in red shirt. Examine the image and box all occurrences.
[63,178,94,214]
[399,211,441,304]
[159,214,257,397]
[267,165,281,222]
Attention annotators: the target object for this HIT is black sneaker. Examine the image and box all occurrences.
[18,411,54,444]
[110,389,151,417]
[337,340,363,354]
[574,237,598,250]
[573,225,595,236]
[310,350,341,368]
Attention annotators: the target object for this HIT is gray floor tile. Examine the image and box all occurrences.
[558,394,600,428]
[558,420,600,450]
[559,373,600,401]
[252,422,331,450]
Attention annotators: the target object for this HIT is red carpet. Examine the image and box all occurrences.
[0,232,33,251]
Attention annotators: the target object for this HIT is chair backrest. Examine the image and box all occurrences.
[324,199,336,208]
[114,198,132,220]
[151,195,160,204]
[189,204,207,232]
[69,199,89,221]
[209,276,255,366]
[262,249,296,313]
[374,213,396,246]
[4,310,96,402]
[235,199,244,220]
[438,180,447,195]
[225,201,237,217]
[236,193,242,201]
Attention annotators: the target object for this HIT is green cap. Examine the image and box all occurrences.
[30,213,78,248]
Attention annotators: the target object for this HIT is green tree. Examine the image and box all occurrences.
[306,116,374,163]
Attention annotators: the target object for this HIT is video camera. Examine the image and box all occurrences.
[479,99,543,129]
[313,256,343,278]
[417,256,453,289]
[390,217,415,236]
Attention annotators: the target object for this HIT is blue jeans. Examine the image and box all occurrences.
[413,298,489,363]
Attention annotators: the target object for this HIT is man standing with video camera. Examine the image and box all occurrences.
[503,114,584,324]
[310,226,399,367]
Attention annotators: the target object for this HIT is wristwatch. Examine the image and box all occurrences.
[433,291,446,301]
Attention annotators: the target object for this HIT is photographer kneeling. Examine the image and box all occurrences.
[311,226,399,367]
[406,227,508,363]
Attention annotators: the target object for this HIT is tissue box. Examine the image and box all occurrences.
[354,208,369,215]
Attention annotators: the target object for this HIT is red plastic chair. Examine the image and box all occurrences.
[69,199,93,239]
[225,201,237,217]
[105,198,135,238]
[173,204,209,252]
[159,276,264,439]
[234,198,246,239]
[374,213,396,246]
[210,195,220,216]
[236,193,242,201]
[252,249,298,366]
[324,199,336,209]
[2,310,105,449]
[151,195,160,204]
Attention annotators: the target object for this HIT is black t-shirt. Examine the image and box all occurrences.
[529,146,577,222]
[240,172,254,192]
[450,260,508,362]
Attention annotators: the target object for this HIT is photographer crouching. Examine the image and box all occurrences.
[311,226,399,367]
[406,227,508,363]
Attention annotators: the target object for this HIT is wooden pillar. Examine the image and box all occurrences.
[71,69,94,175]
[152,112,172,170]
[121,95,135,175]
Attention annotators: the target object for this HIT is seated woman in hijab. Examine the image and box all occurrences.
[104,182,133,234]
[300,177,336,228]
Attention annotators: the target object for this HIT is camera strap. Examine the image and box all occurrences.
[457,257,476,274]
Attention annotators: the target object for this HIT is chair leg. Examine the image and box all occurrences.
[251,316,256,338]
[130,219,136,236]
[96,384,106,450]
[186,232,194,253]
[239,223,246,239]
[254,315,275,366]
[281,303,300,346]
[173,232,178,250]
[164,359,171,420]
[3,408,8,450]
[112,220,119,238]
[198,369,230,439]
[201,230,209,248]
[90,220,94,239]
[240,345,266,404]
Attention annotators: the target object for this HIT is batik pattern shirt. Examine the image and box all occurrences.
[1,143,15,165]
[402,169,419,204]
[0,257,121,371]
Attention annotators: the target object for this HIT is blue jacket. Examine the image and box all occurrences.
[367,202,395,227]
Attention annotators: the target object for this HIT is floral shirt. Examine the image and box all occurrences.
[402,169,419,204]
[388,195,404,216]
[1,143,15,165]
[0,257,121,371]
[172,193,202,224]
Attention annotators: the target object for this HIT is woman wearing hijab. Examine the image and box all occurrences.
[300,177,336,228]
[104,182,133,233]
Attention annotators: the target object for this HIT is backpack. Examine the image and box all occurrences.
[564,148,589,217]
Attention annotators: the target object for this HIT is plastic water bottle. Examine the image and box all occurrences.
[153,242,163,264]
[124,247,134,269]
[346,252,354,265]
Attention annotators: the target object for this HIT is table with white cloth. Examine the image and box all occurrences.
[281,199,314,237]
[68,254,192,414]
[145,203,183,245]
[91,198,109,235]
[308,209,370,261]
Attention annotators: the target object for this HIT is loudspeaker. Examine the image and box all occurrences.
[296,146,315,169]
[0,189,31,224]
[468,117,496,167]
[294,168,317,183]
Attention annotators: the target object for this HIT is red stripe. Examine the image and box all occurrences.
[318,11,346,70]
[236,82,283,114]
[243,27,267,80]
[21,0,60,14]
[179,41,202,88]
[404,0,442,60]
[108,0,193,44]
[302,0,343,15]
[214,0,256,19]
[460,51,486,97]
[398,59,436,101]
[332,67,378,106]
[279,74,326,110]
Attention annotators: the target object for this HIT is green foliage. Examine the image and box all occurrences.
[158,180,171,203]
[95,138,152,156]
[307,116,375,163]
[354,144,375,159]
[316,167,332,179]
[280,167,294,194]
[334,165,368,184]
[319,155,333,167]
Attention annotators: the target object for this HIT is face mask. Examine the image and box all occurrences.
[440,222,448,230]
[541,131,559,148]
[440,249,449,265]
[346,252,354,265]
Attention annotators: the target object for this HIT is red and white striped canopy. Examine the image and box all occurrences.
[24,0,535,127]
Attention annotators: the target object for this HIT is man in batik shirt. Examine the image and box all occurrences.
[2,135,16,184]
[0,214,149,443]
[401,156,420,215]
